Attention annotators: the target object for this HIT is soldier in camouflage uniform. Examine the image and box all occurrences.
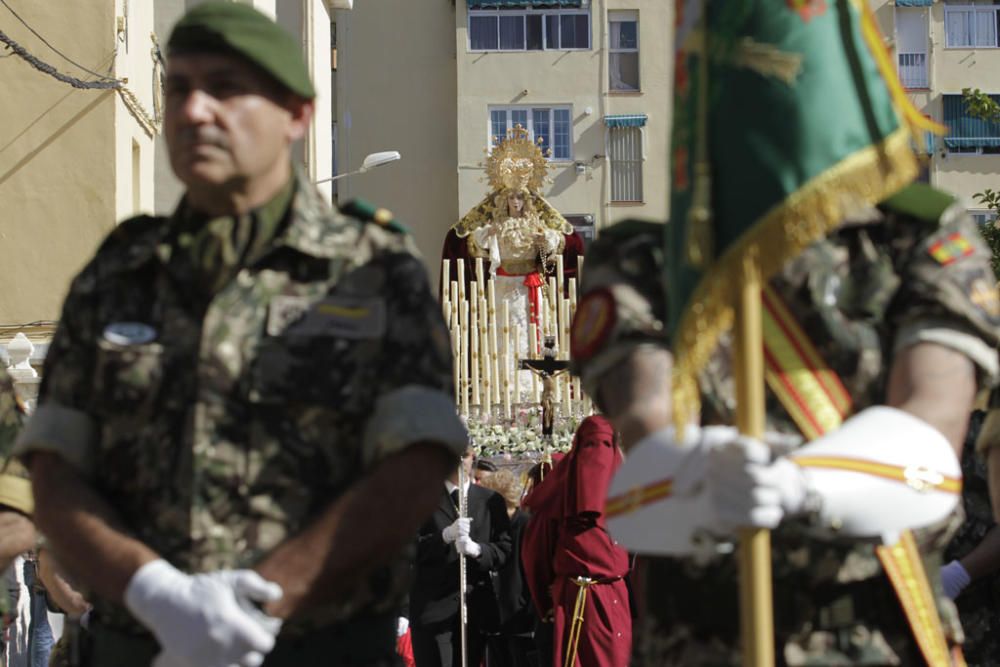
[940,410,1000,666]
[569,184,1000,665]
[14,4,466,667]
[0,365,33,620]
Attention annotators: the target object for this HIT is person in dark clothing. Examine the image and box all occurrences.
[480,469,538,667]
[410,448,512,667]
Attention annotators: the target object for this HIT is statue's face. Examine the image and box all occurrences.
[507,191,526,216]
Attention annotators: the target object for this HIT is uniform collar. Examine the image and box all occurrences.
[157,168,357,265]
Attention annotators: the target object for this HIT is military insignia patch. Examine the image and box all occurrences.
[291,296,386,339]
[928,232,974,266]
[970,278,1000,319]
[571,289,616,362]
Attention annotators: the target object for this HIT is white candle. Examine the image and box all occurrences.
[460,301,469,417]
[480,294,491,413]
[470,284,480,408]
[556,254,564,304]
[529,322,539,404]
[475,257,485,286]
[457,260,465,303]
[504,301,513,420]
[441,259,450,304]
[488,281,501,405]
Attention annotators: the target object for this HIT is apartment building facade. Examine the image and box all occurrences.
[334,0,672,277]
[0,0,157,330]
[875,0,1000,223]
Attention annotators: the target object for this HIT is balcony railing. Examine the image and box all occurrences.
[898,52,928,89]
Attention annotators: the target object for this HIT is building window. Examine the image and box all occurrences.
[469,9,591,52]
[943,93,1000,154]
[969,209,998,226]
[895,8,928,88]
[609,11,639,91]
[490,106,573,160]
[944,5,1000,48]
[608,125,644,202]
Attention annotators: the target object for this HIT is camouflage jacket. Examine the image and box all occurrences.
[944,411,1000,667]
[572,185,1000,666]
[0,365,27,617]
[16,174,466,635]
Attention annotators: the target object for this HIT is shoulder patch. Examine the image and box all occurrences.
[340,199,408,235]
[571,289,617,362]
[928,232,975,266]
[879,183,957,225]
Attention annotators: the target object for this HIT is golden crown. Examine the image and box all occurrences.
[485,125,550,194]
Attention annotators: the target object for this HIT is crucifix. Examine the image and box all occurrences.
[519,336,570,438]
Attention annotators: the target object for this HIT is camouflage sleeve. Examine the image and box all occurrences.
[13,271,101,478]
[0,368,31,515]
[569,221,670,403]
[361,239,467,467]
[891,205,1000,387]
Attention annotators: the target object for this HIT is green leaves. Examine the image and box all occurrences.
[962,88,1000,123]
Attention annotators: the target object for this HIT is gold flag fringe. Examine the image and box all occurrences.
[671,126,918,427]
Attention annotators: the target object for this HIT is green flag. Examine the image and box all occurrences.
[667,0,921,423]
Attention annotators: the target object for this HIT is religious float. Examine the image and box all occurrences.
[441,126,593,462]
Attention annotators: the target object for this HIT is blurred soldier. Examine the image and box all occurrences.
[15,4,465,667]
[0,366,32,581]
[0,366,35,665]
[942,409,1000,665]
[570,185,1000,664]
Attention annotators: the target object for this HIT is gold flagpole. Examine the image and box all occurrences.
[734,249,774,667]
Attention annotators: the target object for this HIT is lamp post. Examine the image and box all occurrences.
[316,151,401,184]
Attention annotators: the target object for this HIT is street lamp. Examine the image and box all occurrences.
[316,151,401,184]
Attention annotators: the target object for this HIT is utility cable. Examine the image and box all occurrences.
[0,0,117,81]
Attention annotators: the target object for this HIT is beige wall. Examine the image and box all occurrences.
[0,1,118,324]
[113,0,158,222]
[334,0,458,267]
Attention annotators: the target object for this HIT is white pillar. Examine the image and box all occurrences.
[305,0,334,203]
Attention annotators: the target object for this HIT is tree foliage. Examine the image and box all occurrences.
[963,87,1000,123]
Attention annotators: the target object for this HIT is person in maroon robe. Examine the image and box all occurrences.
[520,453,566,667]
[550,416,631,667]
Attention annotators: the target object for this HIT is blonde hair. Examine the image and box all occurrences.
[479,468,521,512]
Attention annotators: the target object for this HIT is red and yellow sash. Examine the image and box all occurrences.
[762,284,960,667]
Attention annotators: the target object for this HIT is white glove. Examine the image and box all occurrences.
[940,560,972,600]
[396,616,409,637]
[707,436,810,530]
[442,517,472,544]
[455,535,482,558]
[125,559,283,667]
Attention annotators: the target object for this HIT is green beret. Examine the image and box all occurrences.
[168,2,315,99]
